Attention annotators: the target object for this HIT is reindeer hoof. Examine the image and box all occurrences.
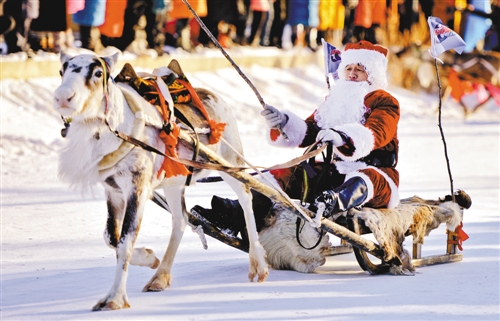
[258,270,269,282]
[248,268,268,282]
[142,274,171,292]
[92,299,130,311]
[143,282,165,292]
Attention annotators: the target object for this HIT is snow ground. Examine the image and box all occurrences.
[1,48,499,320]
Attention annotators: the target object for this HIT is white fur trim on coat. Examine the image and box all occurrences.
[333,123,374,161]
[335,160,368,174]
[367,166,400,208]
[266,110,307,148]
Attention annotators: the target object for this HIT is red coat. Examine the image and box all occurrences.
[268,89,400,209]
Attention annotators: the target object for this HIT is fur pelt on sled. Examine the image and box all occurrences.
[258,192,469,274]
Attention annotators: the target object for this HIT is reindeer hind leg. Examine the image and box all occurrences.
[220,172,268,282]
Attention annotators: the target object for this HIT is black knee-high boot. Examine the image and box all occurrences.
[312,176,368,218]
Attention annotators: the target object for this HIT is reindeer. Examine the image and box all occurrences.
[53,51,268,311]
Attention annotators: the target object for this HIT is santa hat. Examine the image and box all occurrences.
[337,40,389,90]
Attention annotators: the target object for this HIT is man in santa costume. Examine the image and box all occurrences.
[263,39,400,216]
[191,40,400,234]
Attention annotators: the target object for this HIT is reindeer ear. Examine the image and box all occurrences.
[102,51,120,73]
[60,50,72,65]
[167,59,185,78]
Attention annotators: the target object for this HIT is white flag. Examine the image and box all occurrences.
[321,38,342,79]
[428,16,467,59]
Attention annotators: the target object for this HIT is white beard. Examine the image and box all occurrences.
[314,79,369,129]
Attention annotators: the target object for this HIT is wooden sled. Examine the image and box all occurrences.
[151,130,471,275]
[153,190,470,275]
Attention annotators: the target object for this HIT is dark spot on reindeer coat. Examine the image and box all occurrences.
[118,171,146,243]
[120,191,138,245]
[105,176,120,189]
[106,198,119,248]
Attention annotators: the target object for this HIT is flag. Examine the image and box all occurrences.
[427,16,467,59]
[321,38,342,80]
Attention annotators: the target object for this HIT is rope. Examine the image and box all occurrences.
[295,217,324,250]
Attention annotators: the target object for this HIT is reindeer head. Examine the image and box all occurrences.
[53,51,120,120]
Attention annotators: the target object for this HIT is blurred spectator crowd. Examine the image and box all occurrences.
[0,0,499,57]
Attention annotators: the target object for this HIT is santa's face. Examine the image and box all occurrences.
[344,63,368,82]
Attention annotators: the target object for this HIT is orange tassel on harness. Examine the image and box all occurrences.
[157,123,191,178]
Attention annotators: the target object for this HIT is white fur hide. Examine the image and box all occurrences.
[259,203,331,273]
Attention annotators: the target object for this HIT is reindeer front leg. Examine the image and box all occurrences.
[93,177,150,311]
[143,184,187,292]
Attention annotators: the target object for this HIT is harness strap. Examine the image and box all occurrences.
[96,57,112,115]
[173,107,201,186]
[102,129,327,177]
[142,78,173,123]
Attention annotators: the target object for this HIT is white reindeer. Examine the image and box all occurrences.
[53,51,268,311]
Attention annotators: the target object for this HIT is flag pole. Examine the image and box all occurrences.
[433,58,455,202]
[180,0,289,141]
[427,16,467,202]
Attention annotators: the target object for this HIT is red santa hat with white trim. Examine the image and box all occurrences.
[337,40,389,91]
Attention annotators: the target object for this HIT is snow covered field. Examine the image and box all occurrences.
[1,49,499,320]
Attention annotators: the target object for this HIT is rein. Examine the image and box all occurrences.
[104,130,327,175]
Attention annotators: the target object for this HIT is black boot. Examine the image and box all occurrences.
[312,176,368,218]
[210,195,246,231]
[190,196,246,237]
[190,191,274,236]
